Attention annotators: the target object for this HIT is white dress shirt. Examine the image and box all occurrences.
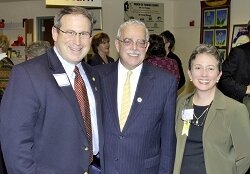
[54,47,99,155]
[117,60,142,118]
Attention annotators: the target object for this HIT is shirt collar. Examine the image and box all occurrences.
[53,46,75,77]
[0,53,7,61]
[118,59,143,76]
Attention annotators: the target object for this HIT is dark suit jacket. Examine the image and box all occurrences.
[0,146,7,174]
[87,53,114,66]
[218,42,250,102]
[96,61,177,174]
[0,49,104,174]
[167,51,185,90]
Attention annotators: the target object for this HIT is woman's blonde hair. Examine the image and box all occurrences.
[0,34,10,53]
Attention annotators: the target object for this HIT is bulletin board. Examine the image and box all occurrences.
[200,0,231,61]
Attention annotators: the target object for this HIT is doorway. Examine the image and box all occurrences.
[37,16,54,46]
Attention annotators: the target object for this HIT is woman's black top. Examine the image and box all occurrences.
[180,104,208,174]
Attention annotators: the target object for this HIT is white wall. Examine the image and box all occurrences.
[0,0,174,59]
[0,0,249,94]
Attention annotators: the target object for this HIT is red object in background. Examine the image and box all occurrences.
[0,22,5,28]
[11,36,25,46]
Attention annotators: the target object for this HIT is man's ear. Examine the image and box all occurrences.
[52,26,59,42]
[115,39,120,52]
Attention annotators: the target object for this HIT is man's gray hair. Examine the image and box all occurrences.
[116,19,149,41]
[25,41,51,59]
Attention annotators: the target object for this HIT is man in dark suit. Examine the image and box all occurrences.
[96,19,177,174]
[218,20,250,174]
[219,20,250,103]
[0,7,103,174]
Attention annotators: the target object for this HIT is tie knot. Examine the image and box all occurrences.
[74,66,80,75]
[127,70,132,77]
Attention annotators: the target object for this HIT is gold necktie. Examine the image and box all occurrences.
[120,70,133,130]
[74,66,93,164]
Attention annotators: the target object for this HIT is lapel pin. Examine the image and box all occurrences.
[92,77,95,81]
[137,97,142,103]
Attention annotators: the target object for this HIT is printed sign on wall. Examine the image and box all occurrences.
[124,1,164,34]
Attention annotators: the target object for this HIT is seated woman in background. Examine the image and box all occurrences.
[174,44,250,174]
[87,32,114,66]
[145,34,180,85]
[0,34,14,102]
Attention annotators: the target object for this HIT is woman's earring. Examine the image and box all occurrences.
[190,79,192,81]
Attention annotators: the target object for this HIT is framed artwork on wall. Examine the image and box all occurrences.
[203,29,214,45]
[215,29,227,47]
[88,8,103,30]
[200,0,231,60]
[204,10,215,27]
[231,24,249,48]
[218,49,226,62]
[215,8,228,27]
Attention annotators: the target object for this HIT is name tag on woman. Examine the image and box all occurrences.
[182,109,194,120]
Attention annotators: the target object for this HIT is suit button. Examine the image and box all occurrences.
[84,146,89,151]
[119,135,123,139]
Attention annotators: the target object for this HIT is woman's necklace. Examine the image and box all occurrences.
[192,98,213,127]
[193,106,209,126]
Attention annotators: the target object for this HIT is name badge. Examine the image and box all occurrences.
[53,73,70,87]
[181,109,194,121]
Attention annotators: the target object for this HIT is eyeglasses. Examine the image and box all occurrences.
[54,26,91,39]
[117,38,148,48]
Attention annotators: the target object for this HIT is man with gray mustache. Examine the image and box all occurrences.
[96,19,177,174]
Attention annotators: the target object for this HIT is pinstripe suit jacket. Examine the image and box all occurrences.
[96,61,177,174]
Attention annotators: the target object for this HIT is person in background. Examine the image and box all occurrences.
[218,20,250,174]
[0,34,14,102]
[161,30,185,90]
[0,6,103,174]
[0,33,12,174]
[174,44,250,174]
[87,32,114,66]
[96,19,177,174]
[25,40,51,60]
[218,20,250,105]
[146,34,180,86]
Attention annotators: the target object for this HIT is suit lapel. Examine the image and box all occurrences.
[47,50,86,135]
[101,62,120,131]
[122,63,154,132]
[203,88,225,135]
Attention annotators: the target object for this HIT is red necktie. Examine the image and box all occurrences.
[74,66,93,164]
